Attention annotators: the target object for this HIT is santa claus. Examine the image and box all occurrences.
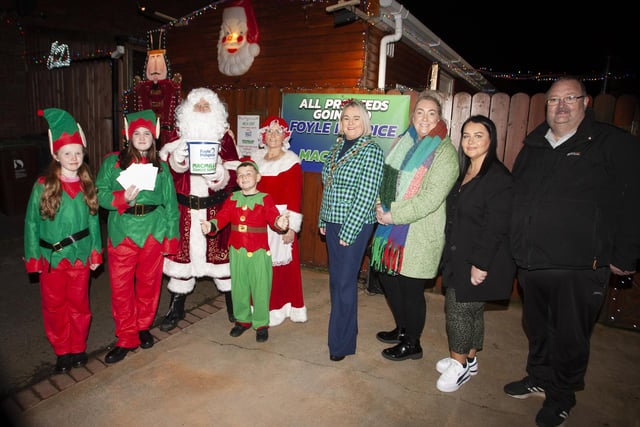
[217,0,260,76]
[158,87,240,331]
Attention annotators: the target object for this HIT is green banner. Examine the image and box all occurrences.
[282,93,410,172]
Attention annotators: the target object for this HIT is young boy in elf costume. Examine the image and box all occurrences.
[96,109,179,364]
[200,159,289,342]
[24,108,103,373]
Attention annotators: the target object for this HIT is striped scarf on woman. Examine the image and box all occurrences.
[370,120,447,275]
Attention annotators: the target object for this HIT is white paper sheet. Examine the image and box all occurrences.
[116,163,158,191]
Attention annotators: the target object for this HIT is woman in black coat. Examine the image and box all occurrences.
[435,115,515,393]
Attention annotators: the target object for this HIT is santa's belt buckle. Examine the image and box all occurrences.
[188,195,201,210]
[238,224,247,232]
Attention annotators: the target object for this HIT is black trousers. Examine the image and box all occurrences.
[378,273,428,343]
[518,267,608,411]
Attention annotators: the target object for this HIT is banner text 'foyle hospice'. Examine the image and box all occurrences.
[282,94,410,172]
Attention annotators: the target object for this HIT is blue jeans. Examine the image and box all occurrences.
[325,222,374,357]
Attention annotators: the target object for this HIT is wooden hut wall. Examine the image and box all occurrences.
[21,29,117,172]
[167,1,370,95]
[366,27,431,91]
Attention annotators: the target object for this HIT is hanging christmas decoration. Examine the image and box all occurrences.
[46,41,71,70]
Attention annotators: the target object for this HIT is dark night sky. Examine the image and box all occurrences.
[396,2,638,95]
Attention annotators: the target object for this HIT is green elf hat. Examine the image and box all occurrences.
[238,157,259,173]
[38,108,87,156]
[124,109,159,141]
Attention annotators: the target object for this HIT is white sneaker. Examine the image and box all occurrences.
[436,359,471,392]
[436,356,478,375]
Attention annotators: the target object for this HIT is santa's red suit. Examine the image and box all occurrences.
[252,148,306,326]
[160,131,239,293]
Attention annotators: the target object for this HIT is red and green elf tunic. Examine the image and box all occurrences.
[96,153,179,348]
[24,176,103,356]
[208,191,284,330]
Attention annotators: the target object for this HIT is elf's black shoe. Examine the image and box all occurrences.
[256,328,269,342]
[139,330,154,349]
[229,323,250,337]
[105,346,136,364]
[71,352,88,368]
[55,354,73,373]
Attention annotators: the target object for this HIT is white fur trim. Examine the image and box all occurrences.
[224,160,241,171]
[252,149,300,177]
[213,277,231,292]
[163,199,232,292]
[169,154,189,173]
[167,277,196,294]
[288,211,303,233]
[269,303,307,327]
[159,138,185,161]
[204,162,230,192]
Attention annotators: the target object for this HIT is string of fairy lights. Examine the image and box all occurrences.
[5,2,635,83]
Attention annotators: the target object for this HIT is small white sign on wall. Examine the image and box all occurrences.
[236,115,261,157]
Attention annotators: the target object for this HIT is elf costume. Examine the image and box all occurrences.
[23,108,102,365]
[96,109,179,350]
[207,164,285,331]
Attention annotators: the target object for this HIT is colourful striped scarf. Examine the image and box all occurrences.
[370,120,447,275]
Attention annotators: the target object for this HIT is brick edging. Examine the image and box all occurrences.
[1,295,226,417]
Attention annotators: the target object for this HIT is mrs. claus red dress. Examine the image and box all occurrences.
[253,148,307,326]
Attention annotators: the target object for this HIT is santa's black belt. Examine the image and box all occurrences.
[125,204,158,216]
[40,228,90,252]
[177,192,229,210]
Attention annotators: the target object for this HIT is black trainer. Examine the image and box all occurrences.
[504,376,545,399]
[535,406,569,427]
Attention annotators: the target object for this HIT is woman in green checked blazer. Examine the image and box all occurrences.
[319,99,384,362]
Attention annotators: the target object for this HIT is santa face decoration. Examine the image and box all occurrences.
[217,0,260,76]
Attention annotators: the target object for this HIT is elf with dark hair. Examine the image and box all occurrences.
[200,159,289,343]
[96,109,179,364]
[24,108,103,373]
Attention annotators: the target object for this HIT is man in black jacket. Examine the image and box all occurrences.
[504,76,640,427]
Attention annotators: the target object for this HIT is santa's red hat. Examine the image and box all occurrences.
[223,0,259,44]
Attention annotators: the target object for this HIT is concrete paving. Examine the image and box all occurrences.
[1,212,639,427]
[3,274,639,426]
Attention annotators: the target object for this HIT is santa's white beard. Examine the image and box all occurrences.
[176,109,227,141]
[218,43,257,76]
